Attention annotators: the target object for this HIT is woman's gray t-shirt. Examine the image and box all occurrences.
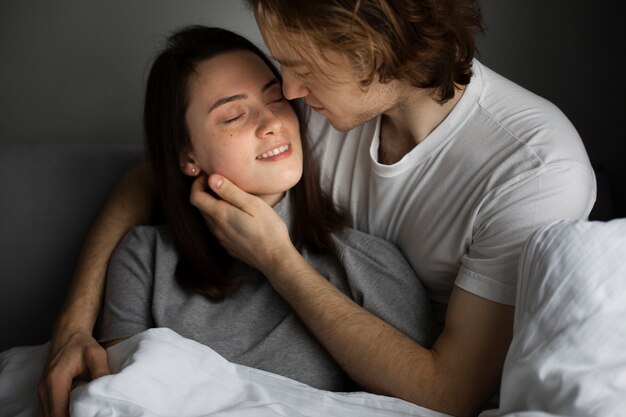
[100,196,433,391]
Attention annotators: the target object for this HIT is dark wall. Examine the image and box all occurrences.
[0,1,262,146]
[476,1,626,220]
[1,1,623,218]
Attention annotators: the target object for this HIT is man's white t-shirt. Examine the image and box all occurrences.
[307,60,596,324]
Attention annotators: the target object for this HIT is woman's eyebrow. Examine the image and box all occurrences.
[208,94,247,113]
[208,79,280,114]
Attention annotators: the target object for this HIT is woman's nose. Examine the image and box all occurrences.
[256,107,283,137]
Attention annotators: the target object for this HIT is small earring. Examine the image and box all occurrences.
[191,167,197,174]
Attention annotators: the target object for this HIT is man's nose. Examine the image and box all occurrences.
[282,69,309,100]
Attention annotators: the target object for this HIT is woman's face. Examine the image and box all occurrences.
[182,50,303,206]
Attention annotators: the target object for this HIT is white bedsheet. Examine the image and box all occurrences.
[70,327,448,417]
[0,330,448,417]
[0,342,48,417]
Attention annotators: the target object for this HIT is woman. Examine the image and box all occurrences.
[99,25,434,392]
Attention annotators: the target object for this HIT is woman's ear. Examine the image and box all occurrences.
[179,150,201,177]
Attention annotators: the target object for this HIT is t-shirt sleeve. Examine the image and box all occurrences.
[99,226,158,343]
[455,162,596,305]
[336,231,436,347]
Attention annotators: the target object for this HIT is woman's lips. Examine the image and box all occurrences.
[256,144,292,161]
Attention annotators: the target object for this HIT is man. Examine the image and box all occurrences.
[39,1,595,416]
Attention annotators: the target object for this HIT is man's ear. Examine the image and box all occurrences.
[179,149,200,177]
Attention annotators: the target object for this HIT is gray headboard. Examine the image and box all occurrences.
[0,143,144,351]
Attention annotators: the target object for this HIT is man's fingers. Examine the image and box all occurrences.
[190,174,222,214]
[37,379,50,417]
[84,343,110,380]
[44,368,72,417]
[207,174,255,213]
[37,334,109,417]
[49,380,71,417]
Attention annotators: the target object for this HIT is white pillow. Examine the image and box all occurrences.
[492,219,626,417]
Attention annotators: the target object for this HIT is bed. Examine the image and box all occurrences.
[1,143,624,416]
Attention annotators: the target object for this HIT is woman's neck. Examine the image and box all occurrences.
[260,191,286,207]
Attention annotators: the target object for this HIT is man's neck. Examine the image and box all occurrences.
[378,86,464,165]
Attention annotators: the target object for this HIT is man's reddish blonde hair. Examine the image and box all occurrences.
[246,0,484,103]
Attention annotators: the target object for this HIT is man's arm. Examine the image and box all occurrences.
[191,175,514,417]
[38,163,156,417]
[267,166,592,416]
[251,245,512,416]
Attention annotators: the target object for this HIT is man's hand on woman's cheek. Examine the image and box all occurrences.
[190,174,294,273]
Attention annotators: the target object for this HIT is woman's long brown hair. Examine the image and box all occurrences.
[143,25,348,301]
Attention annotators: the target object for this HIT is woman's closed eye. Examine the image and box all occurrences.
[269,95,287,104]
[224,113,245,125]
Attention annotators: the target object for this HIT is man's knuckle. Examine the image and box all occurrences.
[84,344,103,360]
[224,190,234,201]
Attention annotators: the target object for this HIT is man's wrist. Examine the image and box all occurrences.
[260,245,315,292]
[52,301,97,342]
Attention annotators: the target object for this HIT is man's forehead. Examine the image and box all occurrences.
[261,26,354,81]
[268,39,345,70]
[261,28,316,67]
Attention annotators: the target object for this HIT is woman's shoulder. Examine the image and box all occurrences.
[109,224,179,278]
[331,228,406,266]
[118,224,176,254]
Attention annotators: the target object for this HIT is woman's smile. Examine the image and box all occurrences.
[256,143,291,160]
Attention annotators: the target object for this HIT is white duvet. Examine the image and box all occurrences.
[72,327,450,417]
[1,219,625,417]
[0,328,447,417]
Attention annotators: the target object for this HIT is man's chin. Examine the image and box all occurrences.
[327,116,370,133]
